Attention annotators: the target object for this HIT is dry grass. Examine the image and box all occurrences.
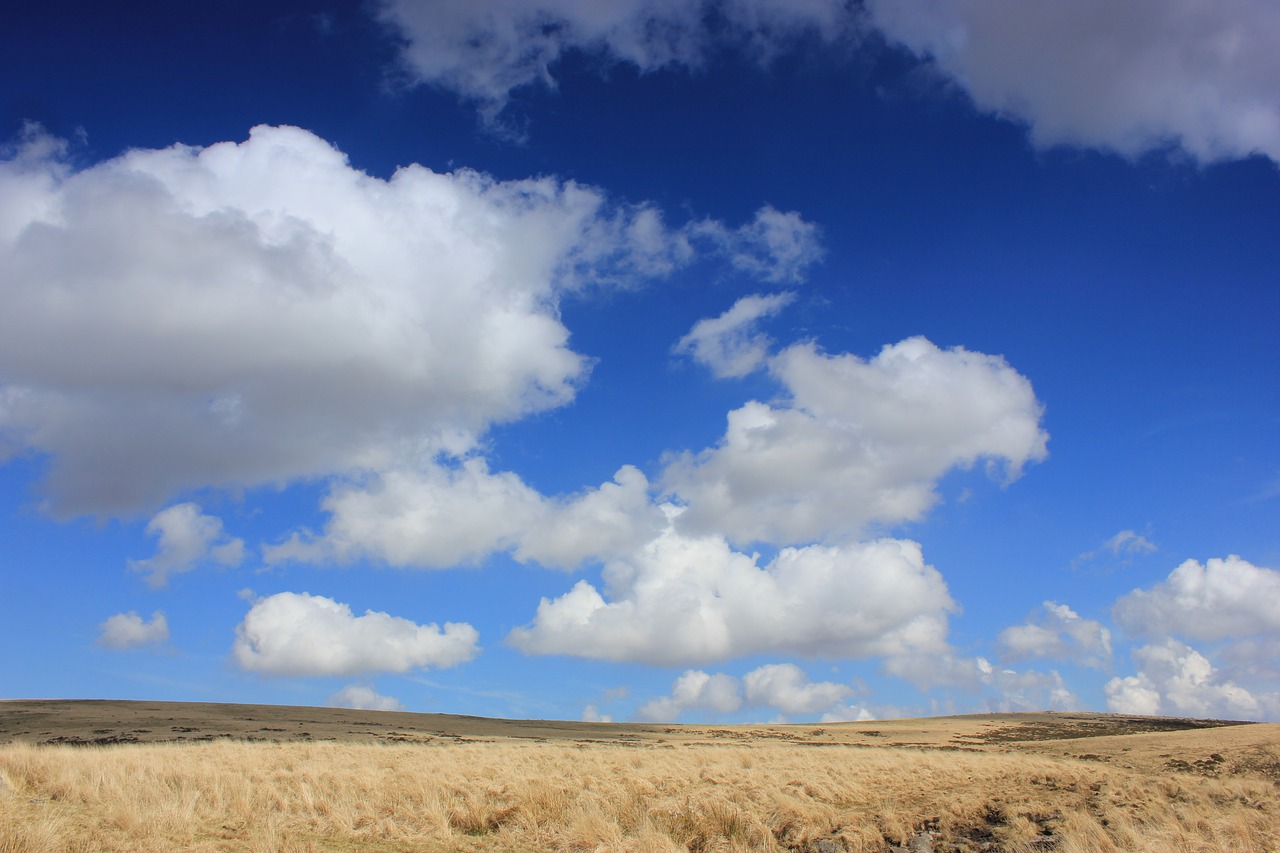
[2,735,1278,852]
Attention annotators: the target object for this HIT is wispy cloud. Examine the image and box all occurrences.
[1074,529,1158,571]
[378,0,1280,162]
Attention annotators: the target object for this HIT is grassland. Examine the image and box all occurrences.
[1,701,1277,852]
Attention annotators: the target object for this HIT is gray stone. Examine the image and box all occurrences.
[908,832,934,853]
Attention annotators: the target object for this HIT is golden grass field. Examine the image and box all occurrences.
[1,701,1277,852]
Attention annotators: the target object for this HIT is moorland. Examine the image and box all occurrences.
[1,700,1277,851]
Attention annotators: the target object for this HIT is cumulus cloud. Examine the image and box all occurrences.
[0,125,587,514]
[1103,674,1162,716]
[232,592,479,676]
[998,602,1112,669]
[1113,555,1280,641]
[507,326,1042,672]
[742,663,851,715]
[637,669,744,722]
[266,459,541,569]
[664,336,1048,546]
[674,292,795,379]
[97,611,169,649]
[513,466,666,569]
[265,462,663,571]
[866,0,1280,162]
[127,503,244,587]
[327,684,405,711]
[377,0,853,119]
[0,125,811,518]
[1105,639,1277,720]
[637,664,860,722]
[975,657,1079,712]
[509,512,955,666]
[270,317,1039,574]
[878,647,1083,714]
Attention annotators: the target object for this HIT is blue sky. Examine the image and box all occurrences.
[2,0,1278,723]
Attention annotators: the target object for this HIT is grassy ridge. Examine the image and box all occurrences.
[1,702,1277,852]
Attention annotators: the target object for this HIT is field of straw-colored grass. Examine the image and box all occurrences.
[2,736,1278,853]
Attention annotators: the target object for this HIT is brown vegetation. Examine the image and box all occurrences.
[1,701,1277,852]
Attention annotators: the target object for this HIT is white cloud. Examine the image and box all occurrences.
[637,664,862,722]
[509,513,955,666]
[581,704,613,723]
[0,125,810,518]
[265,462,663,571]
[1113,555,1280,641]
[266,317,1039,575]
[975,657,1080,713]
[378,1,1279,162]
[515,465,665,569]
[1219,637,1280,682]
[820,703,876,723]
[866,0,1280,163]
[127,503,244,587]
[232,592,480,676]
[260,294,1038,588]
[265,459,543,569]
[636,669,744,722]
[1105,581,1280,719]
[741,663,851,715]
[327,684,405,712]
[998,602,1112,669]
[97,610,169,649]
[881,651,983,691]
[0,123,70,247]
[377,0,852,119]
[1105,639,1276,720]
[1104,675,1162,716]
[663,336,1048,546]
[674,292,795,379]
[882,650,1081,712]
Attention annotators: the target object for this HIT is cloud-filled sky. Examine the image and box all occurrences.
[2,0,1277,722]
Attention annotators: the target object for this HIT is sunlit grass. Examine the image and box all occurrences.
[2,738,1277,852]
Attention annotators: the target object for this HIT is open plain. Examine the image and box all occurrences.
[1,700,1277,852]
